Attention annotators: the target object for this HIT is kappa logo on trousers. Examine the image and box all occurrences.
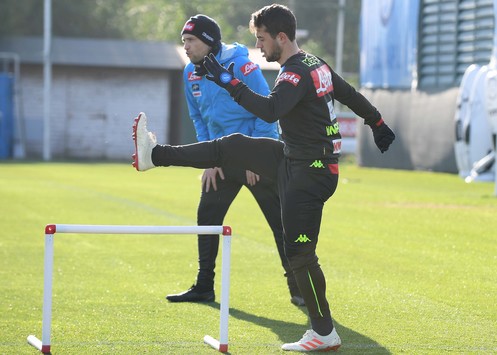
[309,160,325,168]
[295,234,312,243]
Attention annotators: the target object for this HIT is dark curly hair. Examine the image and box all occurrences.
[249,4,297,41]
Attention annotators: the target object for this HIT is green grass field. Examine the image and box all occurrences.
[1,160,496,354]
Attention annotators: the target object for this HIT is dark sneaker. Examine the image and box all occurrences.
[166,285,215,303]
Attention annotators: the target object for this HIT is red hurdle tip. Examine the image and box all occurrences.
[45,224,56,234]
[222,226,232,236]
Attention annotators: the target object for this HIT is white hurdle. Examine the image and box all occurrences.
[27,224,233,354]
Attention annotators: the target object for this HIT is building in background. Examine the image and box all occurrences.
[0,36,278,160]
[0,37,180,160]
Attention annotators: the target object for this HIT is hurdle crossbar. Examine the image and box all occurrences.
[27,224,233,354]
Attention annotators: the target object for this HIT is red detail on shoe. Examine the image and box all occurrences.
[41,344,51,353]
[311,338,324,346]
[300,337,328,351]
[219,344,228,353]
[45,224,56,234]
[330,344,341,351]
[132,114,140,171]
[222,226,232,236]
[327,163,339,175]
[315,344,341,352]
[300,342,312,350]
[375,118,384,127]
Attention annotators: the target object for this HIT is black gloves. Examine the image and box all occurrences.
[193,63,208,77]
[203,53,241,91]
[370,119,395,153]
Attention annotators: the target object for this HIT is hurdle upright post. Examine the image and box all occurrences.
[27,225,56,354]
[203,226,232,353]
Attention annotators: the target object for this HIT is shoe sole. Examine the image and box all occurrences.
[282,344,341,352]
[166,296,215,303]
[320,344,341,352]
[131,114,142,171]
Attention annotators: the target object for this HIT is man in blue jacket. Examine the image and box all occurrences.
[166,14,304,306]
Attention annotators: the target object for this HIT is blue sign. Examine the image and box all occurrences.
[0,74,14,159]
[360,0,419,89]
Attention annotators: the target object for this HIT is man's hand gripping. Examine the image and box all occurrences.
[203,53,240,92]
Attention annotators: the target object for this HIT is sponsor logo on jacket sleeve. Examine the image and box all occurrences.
[241,62,259,76]
[277,71,301,86]
[311,65,333,97]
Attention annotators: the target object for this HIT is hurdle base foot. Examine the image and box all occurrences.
[27,335,51,354]
[204,335,228,353]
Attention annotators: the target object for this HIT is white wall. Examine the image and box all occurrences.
[20,65,171,160]
[357,88,459,173]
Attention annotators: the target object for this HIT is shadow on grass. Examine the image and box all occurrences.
[203,302,390,354]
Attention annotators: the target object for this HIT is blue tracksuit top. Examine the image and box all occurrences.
[183,42,279,141]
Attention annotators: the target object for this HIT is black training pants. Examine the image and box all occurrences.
[195,165,290,290]
[152,133,339,334]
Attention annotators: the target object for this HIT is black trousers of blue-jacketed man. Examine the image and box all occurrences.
[195,164,289,293]
[151,133,339,336]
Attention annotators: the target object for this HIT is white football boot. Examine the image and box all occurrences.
[282,328,341,352]
[132,112,157,171]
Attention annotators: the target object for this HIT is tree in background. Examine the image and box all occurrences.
[0,0,125,38]
[0,0,360,74]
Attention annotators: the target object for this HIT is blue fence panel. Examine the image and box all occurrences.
[360,0,420,89]
[0,73,14,159]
